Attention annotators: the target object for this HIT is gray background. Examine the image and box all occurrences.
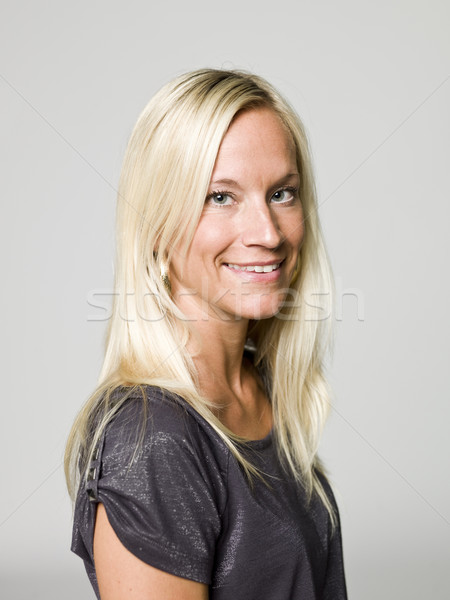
[1,1,449,598]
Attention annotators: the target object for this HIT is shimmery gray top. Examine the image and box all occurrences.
[72,386,347,599]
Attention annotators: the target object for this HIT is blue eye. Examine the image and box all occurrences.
[207,192,233,206]
[271,188,296,203]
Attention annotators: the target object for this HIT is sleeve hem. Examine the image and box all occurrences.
[102,500,213,585]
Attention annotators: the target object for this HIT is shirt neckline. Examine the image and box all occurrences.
[242,427,273,450]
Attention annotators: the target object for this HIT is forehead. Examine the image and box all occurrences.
[211,108,298,181]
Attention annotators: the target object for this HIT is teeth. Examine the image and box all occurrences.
[227,263,281,273]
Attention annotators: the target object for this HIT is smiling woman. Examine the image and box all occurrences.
[171,108,304,323]
[65,69,347,599]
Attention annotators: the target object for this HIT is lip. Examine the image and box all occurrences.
[223,259,285,282]
[223,259,285,268]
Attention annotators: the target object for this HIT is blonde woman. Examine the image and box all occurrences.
[66,69,347,599]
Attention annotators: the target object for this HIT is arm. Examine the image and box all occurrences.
[94,503,209,600]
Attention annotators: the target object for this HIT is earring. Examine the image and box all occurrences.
[290,254,302,286]
[160,259,171,294]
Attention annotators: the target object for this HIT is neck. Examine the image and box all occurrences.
[187,312,250,397]
[173,289,272,440]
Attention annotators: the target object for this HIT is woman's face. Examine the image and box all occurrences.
[170,107,304,323]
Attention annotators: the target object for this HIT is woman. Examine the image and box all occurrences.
[66,68,347,599]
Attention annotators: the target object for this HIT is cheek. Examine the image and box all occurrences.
[189,216,234,261]
[282,211,305,251]
[296,222,305,249]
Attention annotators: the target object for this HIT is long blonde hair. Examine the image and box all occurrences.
[65,69,335,521]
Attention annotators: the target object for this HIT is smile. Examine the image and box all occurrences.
[225,262,282,273]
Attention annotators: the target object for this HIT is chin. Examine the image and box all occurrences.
[233,297,286,321]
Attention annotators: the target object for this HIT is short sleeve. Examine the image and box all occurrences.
[71,389,229,587]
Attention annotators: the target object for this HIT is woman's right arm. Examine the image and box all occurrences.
[94,503,209,600]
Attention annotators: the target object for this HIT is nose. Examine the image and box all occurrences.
[240,201,283,249]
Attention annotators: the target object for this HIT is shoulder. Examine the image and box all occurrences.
[98,385,230,499]
[104,385,228,459]
[73,385,229,585]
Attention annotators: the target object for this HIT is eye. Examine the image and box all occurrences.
[206,192,234,207]
[271,187,297,203]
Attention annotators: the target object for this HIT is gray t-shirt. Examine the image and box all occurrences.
[72,386,347,599]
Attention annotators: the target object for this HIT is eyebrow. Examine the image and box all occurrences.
[209,173,300,189]
[209,178,241,187]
